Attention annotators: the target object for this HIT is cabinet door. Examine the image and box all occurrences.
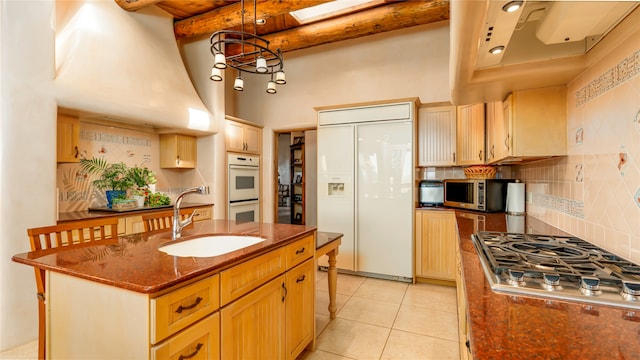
[57,114,80,163]
[485,101,504,163]
[225,121,246,152]
[221,276,286,360]
[285,259,315,360]
[124,215,144,234]
[244,125,261,153]
[160,134,197,168]
[414,210,457,281]
[417,106,456,166]
[456,104,485,165]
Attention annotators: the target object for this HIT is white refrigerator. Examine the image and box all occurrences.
[317,103,413,281]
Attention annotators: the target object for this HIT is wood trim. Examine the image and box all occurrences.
[225,115,264,128]
[314,97,420,112]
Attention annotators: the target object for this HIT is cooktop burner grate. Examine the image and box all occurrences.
[472,231,640,309]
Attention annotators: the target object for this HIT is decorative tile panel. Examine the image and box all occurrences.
[576,49,640,107]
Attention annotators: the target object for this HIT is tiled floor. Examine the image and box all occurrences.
[301,271,460,360]
[0,272,460,360]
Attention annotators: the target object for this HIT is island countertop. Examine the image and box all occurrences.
[453,210,640,359]
[12,220,316,294]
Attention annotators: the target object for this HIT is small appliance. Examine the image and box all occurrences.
[419,180,444,206]
[443,179,512,212]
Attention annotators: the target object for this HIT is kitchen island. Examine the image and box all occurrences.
[13,220,318,359]
[455,211,640,359]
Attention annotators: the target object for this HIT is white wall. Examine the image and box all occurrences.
[0,0,57,350]
[231,22,451,222]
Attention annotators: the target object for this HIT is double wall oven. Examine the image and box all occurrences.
[228,154,260,222]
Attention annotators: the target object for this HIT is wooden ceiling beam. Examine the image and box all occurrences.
[225,0,450,55]
[114,0,163,12]
[174,0,332,40]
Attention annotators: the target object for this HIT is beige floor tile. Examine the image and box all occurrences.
[316,273,366,296]
[316,289,351,317]
[0,339,37,360]
[316,313,331,336]
[393,305,459,341]
[298,349,355,360]
[381,329,460,360]
[316,269,328,283]
[352,278,408,304]
[338,296,400,328]
[402,283,457,313]
[316,318,390,360]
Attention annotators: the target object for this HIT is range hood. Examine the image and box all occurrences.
[450,1,640,105]
[54,0,215,134]
[476,0,638,69]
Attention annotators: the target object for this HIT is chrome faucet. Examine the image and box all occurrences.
[172,186,210,240]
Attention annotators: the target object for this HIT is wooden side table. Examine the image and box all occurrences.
[315,232,342,320]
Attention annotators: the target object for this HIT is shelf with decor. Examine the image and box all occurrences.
[290,141,305,225]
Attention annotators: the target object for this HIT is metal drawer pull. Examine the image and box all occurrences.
[281,282,287,302]
[296,275,306,283]
[295,247,305,254]
[175,296,203,313]
[178,343,203,360]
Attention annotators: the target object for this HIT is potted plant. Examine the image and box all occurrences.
[80,157,135,207]
[127,166,157,207]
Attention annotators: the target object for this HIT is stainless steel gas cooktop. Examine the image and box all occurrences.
[472,231,640,309]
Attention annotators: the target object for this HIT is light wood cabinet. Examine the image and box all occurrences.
[485,101,509,163]
[47,231,315,359]
[417,106,456,166]
[414,210,457,282]
[159,134,197,168]
[225,118,262,154]
[492,86,567,163]
[290,143,305,224]
[456,104,485,165]
[57,114,80,163]
[455,238,470,360]
[221,275,286,360]
[285,259,315,360]
[122,206,213,235]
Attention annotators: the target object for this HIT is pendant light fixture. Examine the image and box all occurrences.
[209,0,286,94]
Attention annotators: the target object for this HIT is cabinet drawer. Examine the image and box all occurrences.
[151,312,220,360]
[220,248,285,306]
[192,207,212,222]
[151,275,220,344]
[285,235,314,269]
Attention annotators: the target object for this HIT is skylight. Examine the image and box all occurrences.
[290,0,382,24]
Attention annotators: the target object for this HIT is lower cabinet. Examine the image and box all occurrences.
[414,210,457,282]
[47,232,315,359]
[456,242,470,360]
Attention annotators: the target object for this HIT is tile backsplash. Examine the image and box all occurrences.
[56,121,203,212]
[519,44,640,263]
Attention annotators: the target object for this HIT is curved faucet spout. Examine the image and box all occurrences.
[172,186,210,240]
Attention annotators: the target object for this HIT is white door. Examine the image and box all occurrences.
[356,121,413,278]
[317,125,355,271]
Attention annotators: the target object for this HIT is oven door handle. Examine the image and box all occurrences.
[229,199,259,205]
[229,164,259,170]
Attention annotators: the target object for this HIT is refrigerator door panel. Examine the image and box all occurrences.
[317,125,355,271]
[356,121,413,278]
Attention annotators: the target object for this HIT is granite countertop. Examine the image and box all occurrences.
[12,220,316,294]
[57,202,214,222]
[453,210,640,359]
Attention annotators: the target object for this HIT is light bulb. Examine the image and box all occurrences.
[266,80,277,94]
[234,76,244,91]
[256,56,268,73]
[214,53,227,69]
[210,67,223,81]
[275,70,286,85]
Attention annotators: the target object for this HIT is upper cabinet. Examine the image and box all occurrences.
[492,86,567,163]
[485,101,509,163]
[417,106,457,167]
[225,117,262,154]
[456,104,485,166]
[159,134,197,168]
[57,114,80,163]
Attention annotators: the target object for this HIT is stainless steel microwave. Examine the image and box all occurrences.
[443,179,512,212]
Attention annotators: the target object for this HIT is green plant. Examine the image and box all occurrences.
[128,166,157,189]
[147,192,171,207]
[79,157,134,191]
